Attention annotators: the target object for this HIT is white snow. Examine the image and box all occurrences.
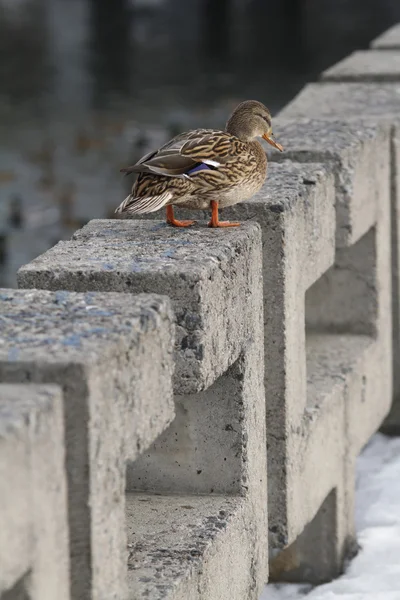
[261,433,400,599]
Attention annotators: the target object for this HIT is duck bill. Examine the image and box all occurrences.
[262,133,284,152]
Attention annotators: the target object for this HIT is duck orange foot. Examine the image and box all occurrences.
[166,206,195,227]
[208,200,240,228]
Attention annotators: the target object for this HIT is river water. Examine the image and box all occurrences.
[1,0,400,286]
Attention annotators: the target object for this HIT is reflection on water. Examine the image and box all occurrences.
[1,0,400,286]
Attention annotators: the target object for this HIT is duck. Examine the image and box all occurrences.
[115,100,283,227]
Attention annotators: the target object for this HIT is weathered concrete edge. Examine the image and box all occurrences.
[126,495,266,600]
[372,22,400,49]
[18,221,263,395]
[0,289,176,600]
[0,383,70,599]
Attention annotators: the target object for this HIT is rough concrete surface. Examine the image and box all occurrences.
[126,347,270,599]
[259,121,391,581]
[0,289,175,600]
[372,23,400,49]
[2,26,399,598]
[0,384,69,600]
[266,119,388,247]
[176,158,391,580]
[168,160,366,576]
[128,358,247,495]
[150,161,336,286]
[16,220,269,598]
[17,221,269,600]
[279,82,400,433]
[279,82,400,122]
[322,50,400,82]
[18,221,262,395]
[126,494,265,600]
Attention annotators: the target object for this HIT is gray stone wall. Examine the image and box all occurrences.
[1,22,400,600]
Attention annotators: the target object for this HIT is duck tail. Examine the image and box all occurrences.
[115,192,173,215]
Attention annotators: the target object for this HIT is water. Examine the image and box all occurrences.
[1,0,400,286]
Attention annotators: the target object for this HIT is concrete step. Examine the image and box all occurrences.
[126,494,250,600]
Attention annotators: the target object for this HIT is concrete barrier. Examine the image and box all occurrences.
[280,83,400,122]
[263,123,391,579]
[372,23,400,50]
[0,290,175,600]
[17,222,268,600]
[0,384,69,600]
[280,54,400,435]
[2,20,400,599]
[322,50,400,82]
[168,132,391,580]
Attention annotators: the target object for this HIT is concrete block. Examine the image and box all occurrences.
[372,23,400,49]
[0,289,175,600]
[322,50,400,82]
[19,221,261,396]
[176,159,391,580]
[126,328,266,593]
[280,84,400,433]
[279,82,400,122]
[17,221,269,599]
[0,384,69,600]
[280,161,390,580]
[266,119,388,247]
[129,329,268,598]
[126,495,255,600]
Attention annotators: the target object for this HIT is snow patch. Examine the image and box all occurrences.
[261,434,400,599]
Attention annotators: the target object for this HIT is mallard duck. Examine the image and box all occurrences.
[115,100,283,227]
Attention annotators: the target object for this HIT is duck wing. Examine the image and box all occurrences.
[120,129,246,179]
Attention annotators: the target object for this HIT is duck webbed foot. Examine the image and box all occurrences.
[208,200,240,228]
[166,205,195,227]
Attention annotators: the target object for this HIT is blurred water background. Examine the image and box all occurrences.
[1,0,400,286]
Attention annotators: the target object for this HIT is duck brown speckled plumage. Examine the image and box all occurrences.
[115,100,283,227]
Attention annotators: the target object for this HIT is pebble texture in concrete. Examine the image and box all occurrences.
[255,162,390,581]
[3,23,400,599]
[126,494,243,600]
[0,289,175,600]
[0,384,69,600]
[280,81,400,434]
[322,50,400,82]
[269,46,394,577]
[19,221,260,396]
[17,222,269,600]
[266,119,388,247]
[145,157,391,580]
[372,23,400,49]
